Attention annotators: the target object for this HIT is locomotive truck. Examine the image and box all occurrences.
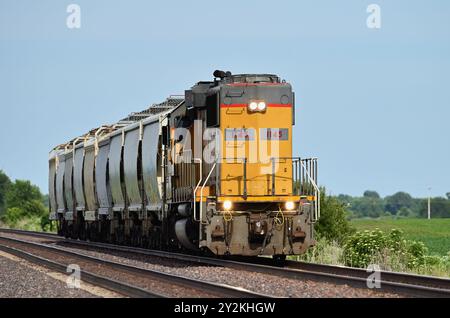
[49,70,320,259]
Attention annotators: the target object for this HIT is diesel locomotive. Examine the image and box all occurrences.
[49,71,320,258]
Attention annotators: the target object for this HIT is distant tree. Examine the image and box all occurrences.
[5,180,43,210]
[2,201,46,224]
[398,207,412,217]
[334,190,449,219]
[336,194,353,212]
[337,194,353,204]
[0,170,12,216]
[351,196,384,218]
[1,180,47,226]
[315,189,354,243]
[41,194,49,208]
[363,190,380,199]
[385,192,414,215]
[418,197,450,218]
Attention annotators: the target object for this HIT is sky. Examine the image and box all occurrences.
[0,0,449,198]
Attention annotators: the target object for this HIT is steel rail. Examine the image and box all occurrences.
[2,228,450,297]
[283,259,450,292]
[0,228,60,238]
[0,242,162,298]
[0,233,268,298]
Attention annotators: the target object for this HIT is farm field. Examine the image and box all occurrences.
[351,218,450,256]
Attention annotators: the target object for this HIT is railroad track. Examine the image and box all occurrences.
[0,243,159,298]
[0,231,269,298]
[1,228,449,297]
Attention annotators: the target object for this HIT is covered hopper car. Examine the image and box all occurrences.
[49,71,320,258]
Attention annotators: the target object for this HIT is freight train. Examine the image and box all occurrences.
[48,70,320,259]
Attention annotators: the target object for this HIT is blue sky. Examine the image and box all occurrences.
[0,0,449,198]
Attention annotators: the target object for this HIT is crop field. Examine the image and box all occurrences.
[351,218,450,256]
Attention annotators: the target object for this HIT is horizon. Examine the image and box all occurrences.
[0,0,449,198]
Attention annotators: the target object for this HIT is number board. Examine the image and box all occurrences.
[260,128,289,140]
[225,128,256,141]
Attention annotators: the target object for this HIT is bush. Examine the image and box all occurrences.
[407,240,427,268]
[296,228,449,278]
[343,228,429,271]
[420,254,450,277]
[1,200,46,224]
[11,215,45,232]
[0,178,49,231]
[314,189,354,244]
[0,170,11,217]
[40,214,54,232]
[2,207,23,225]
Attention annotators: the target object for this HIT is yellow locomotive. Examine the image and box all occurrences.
[49,71,319,258]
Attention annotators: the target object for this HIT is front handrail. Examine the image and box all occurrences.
[272,157,320,223]
[299,159,320,222]
[269,157,320,222]
[192,156,320,223]
[199,162,217,224]
[192,158,202,222]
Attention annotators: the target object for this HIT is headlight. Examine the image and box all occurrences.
[248,101,266,112]
[257,101,266,111]
[248,102,258,111]
[285,201,295,210]
[223,200,233,211]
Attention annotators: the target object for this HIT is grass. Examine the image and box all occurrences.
[0,216,42,231]
[351,218,450,256]
[0,216,55,233]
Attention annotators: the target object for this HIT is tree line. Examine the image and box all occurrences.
[337,190,450,219]
[0,170,50,230]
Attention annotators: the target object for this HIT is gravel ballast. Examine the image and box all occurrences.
[0,251,101,298]
[56,243,403,298]
[0,232,404,298]
[0,238,228,298]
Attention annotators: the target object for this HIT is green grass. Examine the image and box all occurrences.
[351,218,450,256]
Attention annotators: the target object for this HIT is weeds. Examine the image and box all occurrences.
[291,229,450,278]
